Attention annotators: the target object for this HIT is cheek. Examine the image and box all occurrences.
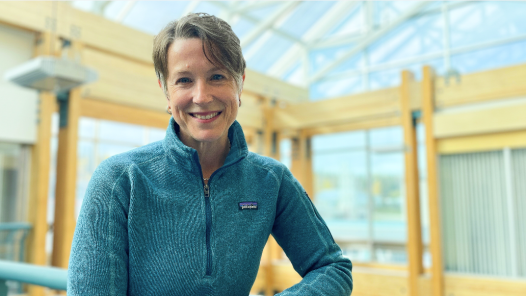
[168,91,191,111]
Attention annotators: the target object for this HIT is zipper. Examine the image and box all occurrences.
[203,182,212,276]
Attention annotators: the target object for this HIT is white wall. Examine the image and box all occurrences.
[0,24,38,144]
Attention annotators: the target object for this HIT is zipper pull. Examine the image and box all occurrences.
[204,184,210,198]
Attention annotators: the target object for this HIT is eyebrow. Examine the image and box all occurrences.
[170,67,227,80]
[208,67,224,73]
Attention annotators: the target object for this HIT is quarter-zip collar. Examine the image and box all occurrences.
[162,117,249,173]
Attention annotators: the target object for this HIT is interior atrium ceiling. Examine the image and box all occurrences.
[71,1,526,100]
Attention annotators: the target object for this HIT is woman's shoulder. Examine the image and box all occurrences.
[95,141,165,181]
[245,151,288,177]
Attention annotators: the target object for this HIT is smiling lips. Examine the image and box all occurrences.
[190,111,222,120]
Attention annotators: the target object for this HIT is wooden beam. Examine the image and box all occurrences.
[51,88,81,269]
[422,66,444,296]
[434,99,526,138]
[26,31,60,296]
[250,264,267,295]
[51,43,86,271]
[26,92,55,296]
[243,67,309,104]
[438,130,526,154]
[410,80,423,111]
[273,87,400,130]
[80,99,170,129]
[444,274,526,296]
[289,132,313,197]
[256,262,526,296]
[300,131,313,198]
[400,70,423,296]
[237,92,265,130]
[435,63,526,108]
[303,116,401,137]
[80,46,166,111]
[261,101,285,296]
[418,275,433,296]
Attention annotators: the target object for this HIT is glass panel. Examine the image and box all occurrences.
[375,244,407,264]
[0,141,30,278]
[338,242,371,262]
[371,152,405,245]
[148,127,166,143]
[313,148,369,243]
[279,139,292,169]
[312,126,407,264]
[0,143,25,223]
[369,126,403,148]
[312,130,366,152]
[78,117,96,139]
[98,120,145,146]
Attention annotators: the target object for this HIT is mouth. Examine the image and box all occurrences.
[189,111,222,120]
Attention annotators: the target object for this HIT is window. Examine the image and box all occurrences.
[312,127,407,264]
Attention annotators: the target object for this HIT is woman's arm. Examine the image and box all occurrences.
[67,160,130,295]
[272,170,353,296]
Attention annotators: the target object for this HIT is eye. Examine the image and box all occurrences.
[211,74,225,81]
[177,77,192,84]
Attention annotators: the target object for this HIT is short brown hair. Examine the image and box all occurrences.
[153,13,246,94]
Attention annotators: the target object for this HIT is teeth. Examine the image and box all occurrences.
[194,112,219,120]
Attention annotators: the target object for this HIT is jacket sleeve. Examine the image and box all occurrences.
[272,169,353,296]
[67,160,130,295]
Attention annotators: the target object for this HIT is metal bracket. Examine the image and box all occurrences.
[56,91,70,128]
[271,131,278,156]
[444,68,461,85]
[411,110,422,127]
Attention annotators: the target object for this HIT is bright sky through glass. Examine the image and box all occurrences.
[71,1,526,101]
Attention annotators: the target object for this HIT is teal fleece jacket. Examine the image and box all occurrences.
[68,118,353,295]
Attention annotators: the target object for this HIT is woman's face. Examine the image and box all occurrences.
[165,38,243,146]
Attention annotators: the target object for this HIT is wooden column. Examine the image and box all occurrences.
[299,131,313,198]
[422,66,444,296]
[26,32,59,296]
[262,101,283,295]
[51,41,84,269]
[400,70,423,296]
[290,132,313,198]
[51,87,81,269]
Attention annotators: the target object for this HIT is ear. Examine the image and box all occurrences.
[158,79,162,88]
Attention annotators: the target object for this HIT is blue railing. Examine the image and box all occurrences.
[0,260,67,296]
[0,223,32,263]
[0,222,32,294]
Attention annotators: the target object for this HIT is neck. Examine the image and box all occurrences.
[179,133,230,179]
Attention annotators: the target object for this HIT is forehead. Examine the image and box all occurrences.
[167,38,213,68]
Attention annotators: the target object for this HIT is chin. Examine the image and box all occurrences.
[190,129,226,143]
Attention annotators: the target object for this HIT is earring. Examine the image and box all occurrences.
[166,106,172,115]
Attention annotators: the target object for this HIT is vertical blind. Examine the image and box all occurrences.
[512,149,526,277]
[440,148,526,278]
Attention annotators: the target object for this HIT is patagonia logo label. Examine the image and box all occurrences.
[239,202,258,210]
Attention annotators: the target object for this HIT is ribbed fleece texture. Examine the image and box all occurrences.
[68,118,353,296]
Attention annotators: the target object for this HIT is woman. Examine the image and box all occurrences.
[68,13,353,296]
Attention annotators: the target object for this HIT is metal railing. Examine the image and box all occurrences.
[0,223,32,263]
[0,223,32,294]
[0,260,67,296]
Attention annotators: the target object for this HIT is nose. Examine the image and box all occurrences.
[193,79,213,105]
